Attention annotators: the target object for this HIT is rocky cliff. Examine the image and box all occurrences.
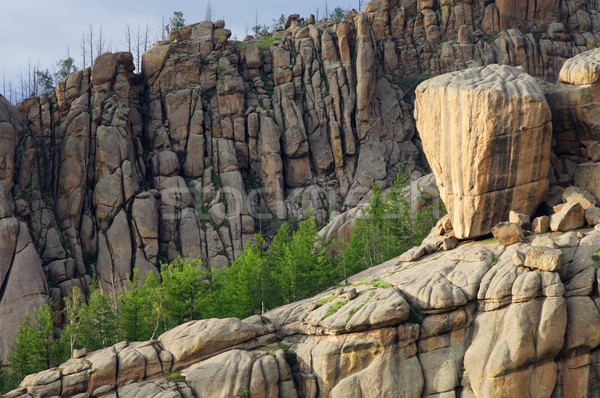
[3,0,600,391]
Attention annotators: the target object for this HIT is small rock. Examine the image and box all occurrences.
[582,140,600,162]
[491,222,525,246]
[512,250,525,267]
[543,186,565,212]
[345,288,358,300]
[441,236,458,251]
[509,210,531,230]
[73,348,88,359]
[553,203,565,213]
[531,236,558,249]
[585,207,600,226]
[563,186,597,209]
[307,302,318,311]
[524,246,564,272]
[399,245,428,262]
[575,162,600,202]
[334,287,344,296]
[550,202,585,232]
[531,216,550,234]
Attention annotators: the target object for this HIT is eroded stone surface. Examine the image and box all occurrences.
[416,65,552,239]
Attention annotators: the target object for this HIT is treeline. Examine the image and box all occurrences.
[0,175,442,392]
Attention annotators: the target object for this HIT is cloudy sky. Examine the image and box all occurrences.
[1,0,358,90]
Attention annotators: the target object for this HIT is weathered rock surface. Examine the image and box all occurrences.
[416,65,552,239]
[0,97,48,361]
[12,227,600,398]
[5,0,600,391]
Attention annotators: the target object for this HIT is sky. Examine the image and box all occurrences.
[0,0,359,90]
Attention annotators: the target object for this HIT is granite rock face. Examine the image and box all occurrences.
[415,64,552,239]
[0,97,48,362]
[4,0,600,383]
[11,229,600,398]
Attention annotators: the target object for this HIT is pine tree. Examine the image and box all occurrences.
[5,302,62,390]
[207,237,275,318]
[6,315,42,388]
[268,217,336,304]
[341,172,443,274]
[161,257,212,328]
[118,271,162,341]
[74,283,118,351]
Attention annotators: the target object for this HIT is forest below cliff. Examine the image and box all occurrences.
[0,175,441,392]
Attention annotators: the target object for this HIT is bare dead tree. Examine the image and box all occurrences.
[133,23,151,71]
[205,0,214,22]
[96,26,106,56]
[80,31,88,69]
[325,0,329,19]
[87,24,95,65]
[123,25,133,53]
[8,80,14,103]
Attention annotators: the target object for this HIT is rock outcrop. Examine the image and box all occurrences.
[10,227,600,398]
[0,97,48,361]
[415,64,552,239]
[4,0,600,382]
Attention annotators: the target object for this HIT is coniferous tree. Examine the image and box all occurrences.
[268,217,335,304]
[5,302,62,390]
[161,257,212,328]
[207,237,275,318]
[74,283,118,351]
[118,271,162,341]
[341,172,443,274]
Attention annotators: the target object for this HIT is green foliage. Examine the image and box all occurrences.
[371,278,392,289]
[77,283,118,351]
[166,372,186,383]
[326,300,346,317]
[118,271,163,341]
[272,14,286,31]
[330,7,347,22]
[315,295,336,307]
[55,57,77,82]
[4,301,64,391]
[35,69,54,95]
[269,218,336,304]
[205,237,275,319]
[260,73,274,96]
[211,171,223,188]
[166,11,186,34]
[593,248,600,270]
[161,257,212,328]
[256,32,283,51]
[339,172,441,276]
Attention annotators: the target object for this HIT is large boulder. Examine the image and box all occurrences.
[547,49,600,157]
[415,65,552,239]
